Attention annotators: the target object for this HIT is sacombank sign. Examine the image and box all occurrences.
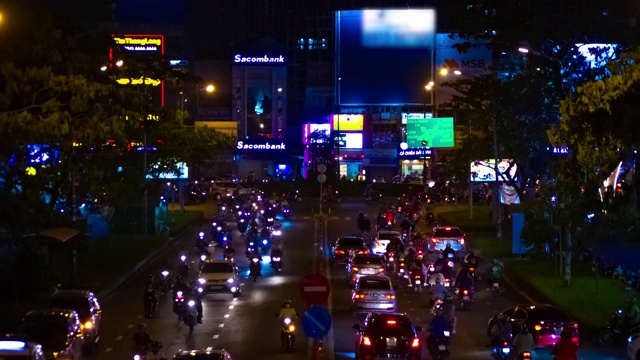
[236,141,286,150]
[233,54,286,65]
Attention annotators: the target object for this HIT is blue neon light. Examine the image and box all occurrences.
[0,340,27,351]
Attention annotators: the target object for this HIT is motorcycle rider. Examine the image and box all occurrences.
[364,184,373,200]
[512,324,535,359]
[143,282,158,315]
[144,341,167,360]
[223,244,236,259]
[430,277,448,306]
[278,299,298,320]
[410,259,424,286]
[132,323,152,352]
[249,252,262,281]
[456,267,475,301]
[551,329,577,360]
[442,243,456,260]
[427,308,449,355]
[489,314,513,353]
[442,293,456,334]
[400,217,411,236]
[186,281,203,323]
[491,258,505,285]
[434,252,447,272]
[463,249,479,269]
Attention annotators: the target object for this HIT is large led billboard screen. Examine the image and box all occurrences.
[335,133,363,149]
[336,9,435,106]
[406,117,454,148]
[470,159,517,182]
[332,114,364,131]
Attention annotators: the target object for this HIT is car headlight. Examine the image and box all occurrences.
[198,278,206,284]
[273,230,281,236]
[227,278,235,283]
[272,257,281,261]
[629,336,633,343]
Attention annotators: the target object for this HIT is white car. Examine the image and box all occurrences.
[198,259,241,297]
[372,230,401,255]
[628,331,640,359]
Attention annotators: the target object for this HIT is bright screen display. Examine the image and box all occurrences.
[303,123,331,144]
[147,162,189,180]
[470,159,517,182]
[336,9,435,105]
[335,133,363,149]
[332,114,364,131]
[405,117,454,148]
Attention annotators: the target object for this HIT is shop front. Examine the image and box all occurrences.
[398,145,432,183]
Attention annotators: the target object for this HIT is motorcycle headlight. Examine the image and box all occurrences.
[272,257,281,261]
[82,321,93,330]
[188,300,196,307]
[284,317,292,325]
[180,255,187,261]
[629,336,633,343]
[288,325,296,332]
[249,242,254,246]
[238,211,242,215]
[133,355,141,360]
[260,210,265,214]
[221,206,226,210]
[262,239,268,245]
[227,278,235,283]
[200,254,207,261]
[161,270,169,277]
[198,278,206,284]
[273,230,281,236]
[199,232,205,237]
[217,227,222,231]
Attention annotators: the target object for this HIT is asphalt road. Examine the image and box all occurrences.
[322,199,627,360]
[92,201,313,360]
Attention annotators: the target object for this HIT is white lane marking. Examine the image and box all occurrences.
[127,324,134,329]
[233,298,238,301]
[224,314,230,318]
[219,323,225,328]
[105,348,112,353]
[115,336,123,341]
[228,305,234,309]
[345,217,351,221]
[212,334,220,339]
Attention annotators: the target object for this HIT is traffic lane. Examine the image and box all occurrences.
[92,224,230,359]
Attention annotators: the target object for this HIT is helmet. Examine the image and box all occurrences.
[493,258,499,264]
[363,213,368,218]
[283,299,292,308]
[468,249,476,256]
[138,323,147,331]
[446,243,452,248]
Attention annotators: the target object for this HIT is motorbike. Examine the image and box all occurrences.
[265,216,275,228]
[493,340,512,359]
[173,290,186,320]
[271,250,283,272]
[431,298,444,314]
[282,206,290,219]
[249,257,262,282]
[184,300,198,336]
[283,189,302,202]
[363,190,381,202]
[412,273,424,292]
[260,237,271,254]
[384,252,396,272]
[281,317,296,351]
[429,332,451,360]
[598,309,625,345]
[223,246,235,260]
[427,211,436,225]
[198,253,208,269]
[159,270,171,295]
[178,255,189,277]
[197,231,206,245]
[246,241,257,258]
[237,218,248,234]
[460,288,473,310]
[517,351,532,360]
[491,277,502,296]
[397,258,406,278]
[143,287,158,318]
[322,189,341,203]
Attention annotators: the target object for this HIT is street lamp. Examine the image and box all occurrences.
[180,84,215,110]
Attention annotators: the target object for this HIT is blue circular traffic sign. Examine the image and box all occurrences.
[302,306,332,339]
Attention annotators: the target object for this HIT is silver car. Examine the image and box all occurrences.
[351,275,397,312]
[346,254,386,286]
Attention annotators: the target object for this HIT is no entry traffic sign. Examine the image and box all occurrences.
[302,306,332,338]
[300,273,331,305]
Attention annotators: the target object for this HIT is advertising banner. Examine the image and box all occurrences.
[336,9,435,105]
[332,114,364,131]
[470,159,517,182]
[405,117,454,148]
[334,133,363,149]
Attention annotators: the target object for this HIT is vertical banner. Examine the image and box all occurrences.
[511,212,529,255]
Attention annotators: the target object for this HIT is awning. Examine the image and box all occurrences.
[39,227,80,243]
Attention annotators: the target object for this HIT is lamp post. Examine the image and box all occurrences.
[317,164,327,214]
[423,82,434,184]
[180,84,215,111]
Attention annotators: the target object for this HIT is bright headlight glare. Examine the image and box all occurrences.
[262,240,268,244]
[161,270,169,277]
[273,230,281,235]
[227,278,234,283]
[198,278,206,284]
[288,325,295,332]
[284,317,292,325]
[200,255,207,261]
[272,257,281,261]
[188,300,195,307]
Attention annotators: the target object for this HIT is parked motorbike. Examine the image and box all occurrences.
[281,317,296,351]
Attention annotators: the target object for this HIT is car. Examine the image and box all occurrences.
[353,312,422,359]
[210,181,241,200]
[430,226,466,256]
[174,348,233,359]
[628,328,640,359]
[198,259,241,297]
[331,236,368,263]
[487,304,579,347]
[351,275,397,312]
[0,339,45,359]
[372,230,401,255]
[346,254,386,285]
[45,289,102,354]
[16,309,84,360]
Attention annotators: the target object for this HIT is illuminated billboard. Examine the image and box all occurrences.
[110,34,165,107]
[332,114,364,131]
[336,9,435,105]
[470,159,518,182]
[147,162,189,180]
[335,133,363,149]
[405,117,454,148]
[303,123,331,144]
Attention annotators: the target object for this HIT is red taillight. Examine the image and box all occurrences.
[377,268,385,273]
[411,337,420,348]
[469,267,475,272]
[463,289,468,295]
[399,263,405,268]
[362,336,372,346]
[336,250,345,254]
[521,351,531,359]
[572,322,579,328]
[352,267,359,272]
[386,320,397,325]
[445,227,451,230]
[354,293,366,299]
[358,250,368,254]
[385,294,396,299]
[431,238,436,243]
[458,238,465,244]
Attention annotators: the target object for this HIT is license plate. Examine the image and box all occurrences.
[386,337,397,347]
[438,344,446,351]
[463,295,470,300]
[362,269,375,274]
[415,280,421,284]
[493,283,499,288]
[208,285,223,290]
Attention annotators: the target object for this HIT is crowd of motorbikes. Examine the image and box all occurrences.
[350,194,520,359]
[131,191,295,358]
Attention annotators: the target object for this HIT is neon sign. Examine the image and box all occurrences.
[236,141,286,150]
[233,54,285,64]
[115,77,162,86]
[113,36,163,52]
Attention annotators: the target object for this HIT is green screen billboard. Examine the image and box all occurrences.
[406,117,454,148]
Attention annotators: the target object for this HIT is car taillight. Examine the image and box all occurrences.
[352,267,359,272]
[399,263,405,268]
[336,250,345,254]
[354,293,366,299]
[534,324,542,331]
[378,268,385,273]
[386,320,397,325]
[411,337,420,348]
[463,290,468,295]
[469,267,475,272]
[358,250,368,254]
[362,336,372,346]
[458,238,465,244]
[385,294,396,299]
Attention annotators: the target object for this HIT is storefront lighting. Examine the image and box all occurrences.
[403,160,410,164]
